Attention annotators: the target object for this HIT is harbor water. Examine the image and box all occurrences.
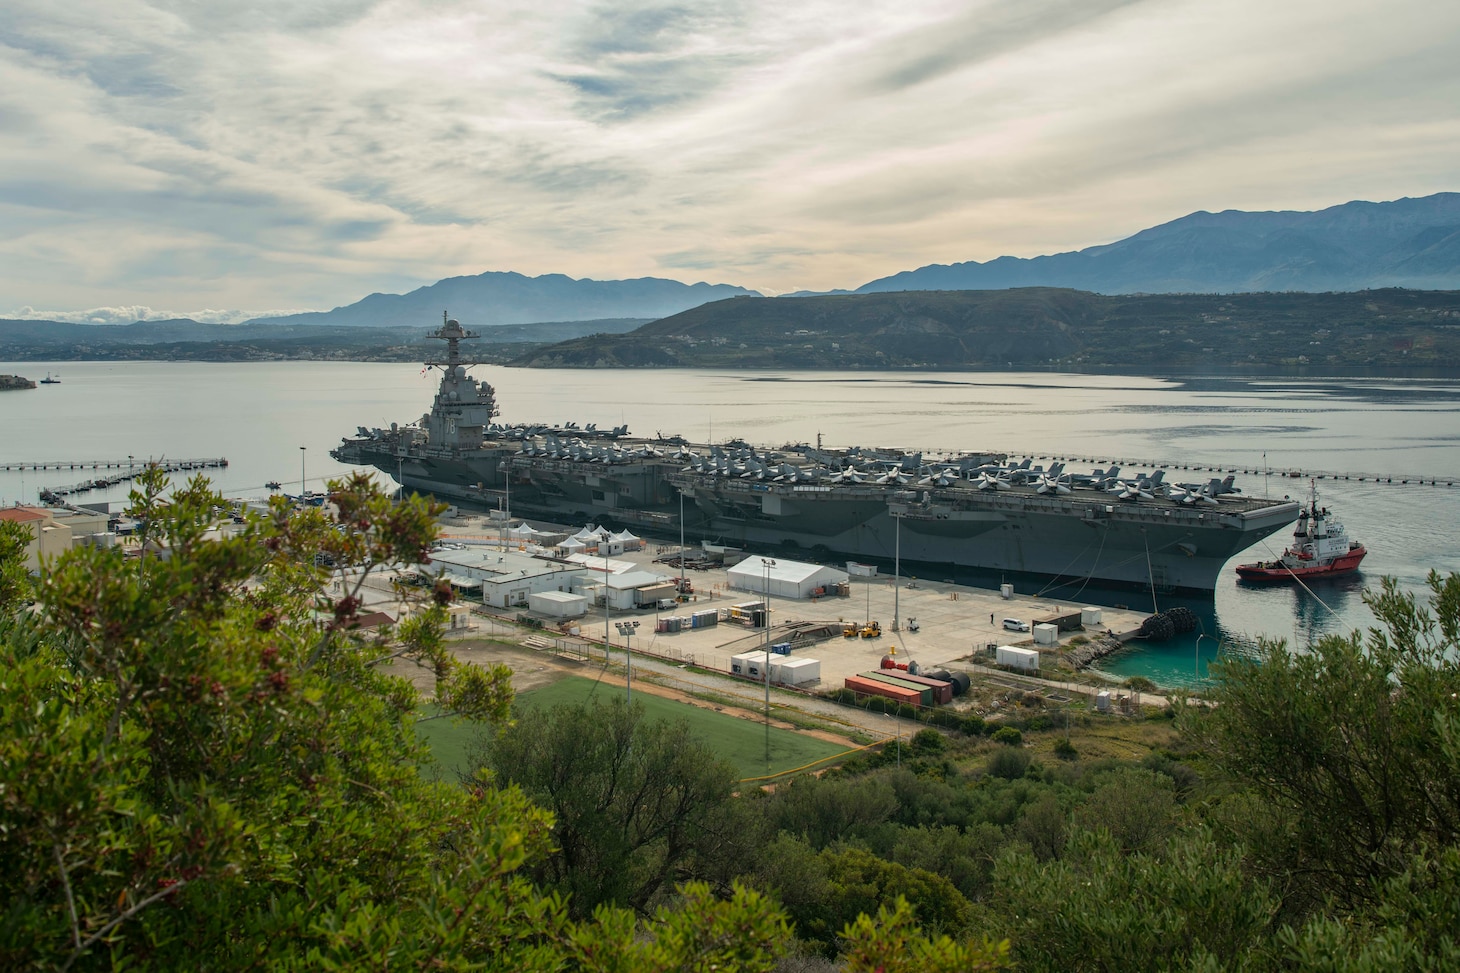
[3,361,1458,687]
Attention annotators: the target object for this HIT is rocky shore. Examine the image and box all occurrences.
[1061,632,1130,670]
[0,374,35,390]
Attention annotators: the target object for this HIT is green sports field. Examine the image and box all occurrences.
[418,674,857,781]
[519,674,855,780]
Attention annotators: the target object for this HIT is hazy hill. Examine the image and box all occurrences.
[857,193,1460,295]
[247,272,758,328]
[514,287,1460,371]
[0,317,649,361]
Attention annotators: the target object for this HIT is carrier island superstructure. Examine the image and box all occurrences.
[332,316,1300,594]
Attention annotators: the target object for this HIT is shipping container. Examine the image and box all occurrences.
[860,671,935,707]
[885,671,953,705]
[844,674,921,707]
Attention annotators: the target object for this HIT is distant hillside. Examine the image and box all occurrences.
[514,287,1460,371]
[0,317,648,361]
[247,272,758,328]
[857,193,1460,295]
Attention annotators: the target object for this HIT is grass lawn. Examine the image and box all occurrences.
[414,705,481,780]
[519,675,854,780]
[415,675,858,780]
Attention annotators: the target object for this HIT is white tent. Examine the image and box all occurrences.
[726,556,850,600]
[609,529,644,552]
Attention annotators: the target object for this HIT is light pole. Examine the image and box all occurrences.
[679,491,686,602]
[763,556,776,769]
[603,545,611,664]
[616,620,640,701]
[299,446,306,499]
[892,511,901,631]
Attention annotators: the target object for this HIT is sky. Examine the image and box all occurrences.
[3,0,1459,322]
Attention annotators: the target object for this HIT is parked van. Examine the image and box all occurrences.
[1002,618,1030,633]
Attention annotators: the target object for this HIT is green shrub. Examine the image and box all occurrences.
[991,726,1023,747]
[988,747,1032,780]
[1122,675,1158,692]
[1053,738,1078,760]
[960,713,987,736]
[909,728,946,756]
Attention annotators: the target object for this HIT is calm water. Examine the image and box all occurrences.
[4,361,1458,686]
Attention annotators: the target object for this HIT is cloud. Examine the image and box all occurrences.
[0,0,1457,308]
[3,305,317,324]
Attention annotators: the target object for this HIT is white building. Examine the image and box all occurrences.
[423,548,583,610]
[727,556,850,600]
[528,590,588,618]
[601,569,677,610]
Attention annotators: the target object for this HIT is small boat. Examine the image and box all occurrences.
[40,373,60,384]
[1236,483,1365,582]
[265,481,282,490]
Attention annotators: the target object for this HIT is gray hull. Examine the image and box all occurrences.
[330,320,1298,595]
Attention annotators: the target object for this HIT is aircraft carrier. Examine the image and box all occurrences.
[331,316,1300,594]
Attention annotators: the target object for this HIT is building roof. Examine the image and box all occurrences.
[605,570,671,590]
[564,553,638,574]
[532,590,585,604]
[727,555,848,585]
[349,611,396,630]
[0,507,48,523]
[425,548,573,582]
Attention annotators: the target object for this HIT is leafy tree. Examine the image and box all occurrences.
[882,823,1005,902]
[1014,792,1068,863]
[760,844,974,953]
[1,472,809,970]
[986,747,1031,780]
[991,828,1277,972]
[1185,573,1460,911]
[764,772,899,850]
[476,695,753,917]
[1275,846,1460,971]
[0,519,34,609]
[1072,766,1178,855]
[838,897,1009,973]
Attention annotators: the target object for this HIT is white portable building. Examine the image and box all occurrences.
[728,556,850,600]
[422,548,582,610]
[1081,606,1103,626]
[529,590,587,618]
[774,656,821,686]
[603,570,674,610]
[731,650,772,679]
[996,645,1040,672]
[1032,623,1059,646]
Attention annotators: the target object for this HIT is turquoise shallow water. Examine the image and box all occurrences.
[4,362,1457,685]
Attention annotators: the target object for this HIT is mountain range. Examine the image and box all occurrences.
[514,287,1460,371]
[855,193,1460,295]
[246,272,757,328]
[243,193,1460,330]
[11,192,1460,342]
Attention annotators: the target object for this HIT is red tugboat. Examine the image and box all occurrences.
[1235,483,1365,582]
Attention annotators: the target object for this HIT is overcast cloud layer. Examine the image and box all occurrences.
[3,0,1458,315]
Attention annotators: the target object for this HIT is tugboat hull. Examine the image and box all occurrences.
[1235,545,1366,582]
